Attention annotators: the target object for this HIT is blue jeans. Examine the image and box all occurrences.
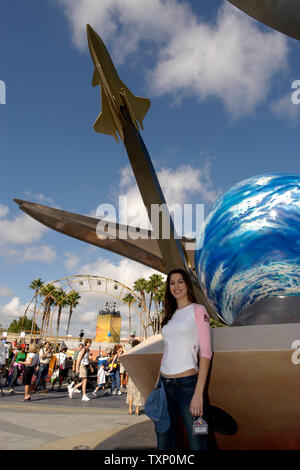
[110,369,120,392]
[35,363,49,390]
[156,375,208,451]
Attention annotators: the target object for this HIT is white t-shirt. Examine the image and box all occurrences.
[57,352,67,369]
[97,366,106,384]
[39,348,52,365]
[26,352,39,367]
[160,303,212,375]
[81,349,90,366]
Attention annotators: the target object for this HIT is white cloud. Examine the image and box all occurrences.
[64,251,81,271]
[0,205,10,218]
[0,286,14,297]
[270,92,300,121]
[0,205,56,264]
[21,245,57,264]
[1,297,27,319]
[79,256,159,289]
[0,244,56,264]
[0,212,47,246]
[58,0,288,116]
[115,161,221,230]
[23,191,55,206]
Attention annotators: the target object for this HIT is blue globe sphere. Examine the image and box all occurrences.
[195,173,300,325]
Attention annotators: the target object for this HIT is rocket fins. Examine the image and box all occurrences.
[120,81,151,129]
[92,68,101,87]
[93,86,119,142]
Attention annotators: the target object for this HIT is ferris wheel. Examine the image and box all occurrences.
[23,274,150,345]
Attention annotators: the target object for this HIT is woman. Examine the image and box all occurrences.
[69,339,93,401]
[126,340,145,415]
[51,345,68,391]
[119,346,127,391]
[108,345,122,395]
[7,344,26,393]
[156,268,212,450]
[20,343,40,401]
[34,341,53,393]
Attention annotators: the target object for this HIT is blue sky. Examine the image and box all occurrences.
[0,0,300,337]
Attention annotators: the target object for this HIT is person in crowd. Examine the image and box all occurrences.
[6,343,20,388]
[69,339,94,401]
[92,360,106,396]
[3,341,13,385]
[34,341,53,393]
[51,345,68,391]
[119,346,127,391]
[108,345,122,395]
[126,340,144,415]
[0,340,6,388]
[19,343,40,401]
[7,344,26,393]
[67,344,84,395]
[155,268,212,451]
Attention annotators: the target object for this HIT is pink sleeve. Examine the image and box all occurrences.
[194,304,213,360]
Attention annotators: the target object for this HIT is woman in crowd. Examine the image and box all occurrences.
[20,343,40,401]
[34,341,53,393]
[126,340,145,415]
[69,338,94,401]
[119,346,127,391]
[108,345,122,395]
[7,344,26,393]
[51,345,68,391]
[155,268,212,450]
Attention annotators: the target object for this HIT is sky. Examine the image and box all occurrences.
[0,0,300,339]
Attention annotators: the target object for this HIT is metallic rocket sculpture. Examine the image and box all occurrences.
[87,24,150,143]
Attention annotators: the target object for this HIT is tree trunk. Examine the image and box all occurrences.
[56,305,62,337]
[66,306,73,338]
[128,306,132,339]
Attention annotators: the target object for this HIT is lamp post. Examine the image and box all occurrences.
[79,329,84,342]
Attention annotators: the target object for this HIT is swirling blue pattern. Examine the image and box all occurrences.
[195,174,300,325]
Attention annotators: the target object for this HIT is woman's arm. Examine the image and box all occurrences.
[108,354,117,372]
[190,305,213,416]
[189,355,211,416]
[76,348,85,373]
[20,355,32,366]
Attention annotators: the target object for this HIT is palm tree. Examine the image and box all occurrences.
[153,282,165,333]
[133,278,148,338]
[29,278,44,332]
[123,293,135,339]
[65,291,81,338]
[53,289,68,337]
[146,274,165,334]
[40,283,56,336]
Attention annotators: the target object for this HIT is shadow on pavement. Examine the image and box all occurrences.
[95,420,156,450]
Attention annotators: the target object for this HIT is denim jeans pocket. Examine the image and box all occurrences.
[178,376,198,389]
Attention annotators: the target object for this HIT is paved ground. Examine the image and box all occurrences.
[0,384,156,450]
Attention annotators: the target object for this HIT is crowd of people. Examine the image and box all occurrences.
[0,337,144,412]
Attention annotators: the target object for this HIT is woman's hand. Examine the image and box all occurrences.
[189,392,203,417]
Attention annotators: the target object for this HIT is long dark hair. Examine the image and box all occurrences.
[161,268,197,328]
